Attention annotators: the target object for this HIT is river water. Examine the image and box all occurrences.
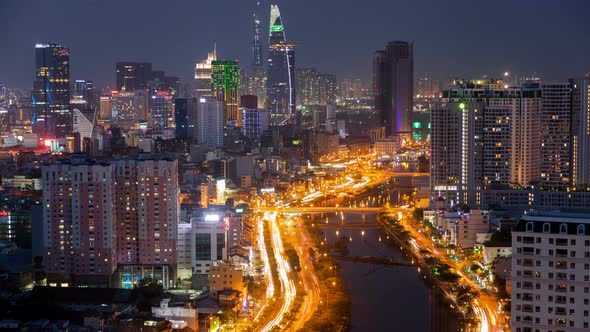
[320,174,461,332]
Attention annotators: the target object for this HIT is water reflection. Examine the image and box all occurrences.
[321,213,461,332]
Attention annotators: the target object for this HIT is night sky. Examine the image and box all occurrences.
[1,0,589,88]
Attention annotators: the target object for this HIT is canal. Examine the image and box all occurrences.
[318,174,461,332]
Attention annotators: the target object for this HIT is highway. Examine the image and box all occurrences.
[291,224,321,331]
[259,212,297,332]
[255,206,381,213]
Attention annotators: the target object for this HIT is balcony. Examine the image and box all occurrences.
[556,239,568,246]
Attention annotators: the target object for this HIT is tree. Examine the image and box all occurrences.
[412,208,424,222]
[220,304,238,326]
[285,248,301,272]
[417,155,430,173]
[134,277,163,310]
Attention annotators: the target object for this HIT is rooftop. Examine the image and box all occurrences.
[521,211,590,224]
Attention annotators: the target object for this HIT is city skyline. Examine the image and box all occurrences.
[1,0,590,88]
[1,1,590,331]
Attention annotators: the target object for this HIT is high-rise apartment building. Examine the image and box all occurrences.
[415,77,440,99]
[115,62,153,91]
[295,68,337,106]
[373,41,414,137]
[431,80,542,207]
[32,43,71,137]
[42,158,117,287]
[339,79,367,100]
[196,98,224,148]
[113,158,179,289]
[511,211,590,332]
[541,83,573,189]
[42,156,179,288]
[266,3,296,124]
[194,47,217,99]
[212,60,240,125]
[570,78,590,187]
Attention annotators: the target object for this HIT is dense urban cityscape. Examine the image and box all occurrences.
[0,1,589,331]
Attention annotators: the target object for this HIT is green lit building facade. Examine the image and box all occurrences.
[212,60,240,125]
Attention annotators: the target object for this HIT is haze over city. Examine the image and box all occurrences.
[1,0,590,87]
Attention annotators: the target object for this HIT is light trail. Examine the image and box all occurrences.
[259,213,297,332]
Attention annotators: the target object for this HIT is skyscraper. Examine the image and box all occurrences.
[431,80,542,207]
[252,6,263,68]
[212,60,240,125]
[111,90,149,129]
[42,158,117,287]
[115,62,153,91]
[113,157,179,289]
[570,78,590,187]
[174,98,197,140]
[253,3,266,105]
[196,97,224,148]
[266,3,296,124]
[0,83,7,134]
[373,41,414,137]
[72,80,98,111]
[242,108,270,142]
[72,108,96,151]
[150,91,174,129]
[32,43,71,137]
[540,83,572,189]
[194,47,217,98]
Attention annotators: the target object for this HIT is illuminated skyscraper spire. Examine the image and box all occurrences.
[266,3,295,124]
[194,44,217,98]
